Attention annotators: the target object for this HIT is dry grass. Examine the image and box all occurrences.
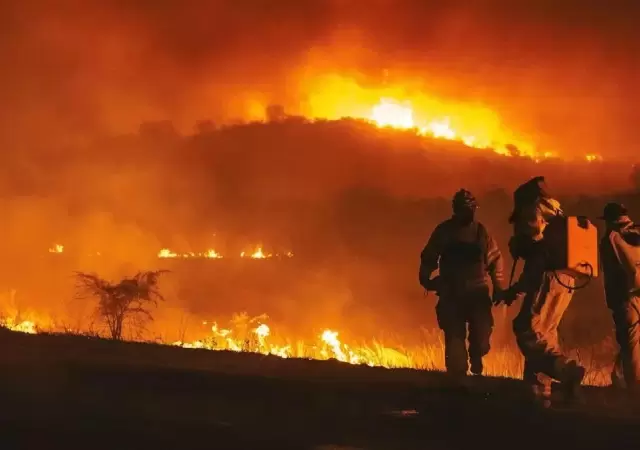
[0,302,617,386]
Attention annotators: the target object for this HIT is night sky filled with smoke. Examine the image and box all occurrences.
[1,0,638,156]
[0,1,639,342]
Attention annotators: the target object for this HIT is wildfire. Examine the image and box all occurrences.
[370,99,414,129]
[586,154,603,162]
[2,319,37,334]
[0,309,613,384]
[365,97,544,158]
[158,248,223,259]
[298,74,572,160]
[172,316,391,367]
[48,244,64,254]
[157,246,292,259]
[240,246,273,259]
[47,246,294,259]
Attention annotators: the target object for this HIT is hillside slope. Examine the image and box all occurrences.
[1,328,639,450]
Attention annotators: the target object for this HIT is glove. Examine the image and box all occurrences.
[426,276,441,295]
[492,288,505,306]
[493,287,519,306]
[503,286,522,306]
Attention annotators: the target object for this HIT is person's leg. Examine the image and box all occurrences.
[533,272,585,401]
[466,289,494,376]
[436,298,468,376]
[513,271,552,402]
[523,359,552,407]
[620,296,640,390]
[611,306,630,388]
[514,272,584,403]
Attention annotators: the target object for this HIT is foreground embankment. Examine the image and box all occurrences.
[1,328,639,450]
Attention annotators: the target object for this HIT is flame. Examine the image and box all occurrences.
[370,99,414,129]
[3,319,37,334]
[365,98,541,158]
[169,314,416,369]
[247,246,270,259]
[49,246,293,259]
[298,74,571,160]
[0,309,612,385]
[158,248,223,259]
[175,323,362,364]
[586,154,603,162]
[158,248,178,258]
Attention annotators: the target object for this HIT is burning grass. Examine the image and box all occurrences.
[0,308,615,386]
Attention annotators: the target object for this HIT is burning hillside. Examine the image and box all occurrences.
[293,74,554,160]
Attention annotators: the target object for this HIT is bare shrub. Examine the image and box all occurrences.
[75,270,168,341]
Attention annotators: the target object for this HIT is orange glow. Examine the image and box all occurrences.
[586,154,603,162]
[370,98,414,129]
[158,248,223,259]
[48,244,64,254]
[295,74,560,160]
[246,246,270,259]
[172,316,416,367]
[48,246,293,259]
[0,308,614,385]
[3,319,37,334]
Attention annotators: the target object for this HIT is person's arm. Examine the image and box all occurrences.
[486,235,507,291]
[511,241,546,294]
[419,224,444,289]
[610,231,639,292]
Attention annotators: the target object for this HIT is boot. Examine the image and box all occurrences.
[559,363,586,406]
[611,370,626,389]
[471,358,484,376]
[528,373,552,409]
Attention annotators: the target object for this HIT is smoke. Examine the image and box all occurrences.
[0,1,638,343]
[1,1,638,156]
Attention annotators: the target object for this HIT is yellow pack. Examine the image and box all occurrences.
[548,216,599,278]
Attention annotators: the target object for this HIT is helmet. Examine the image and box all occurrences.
[452,189,477,211]
[598,202,629,223]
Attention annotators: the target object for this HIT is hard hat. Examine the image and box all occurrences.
[452,189,477,210]
[597,202,629,223]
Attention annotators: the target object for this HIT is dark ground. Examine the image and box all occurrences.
[1,328,639,450]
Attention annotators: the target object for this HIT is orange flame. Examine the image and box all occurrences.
[48,246,293,259]
[48,244,64,254]
[296,74,570,160]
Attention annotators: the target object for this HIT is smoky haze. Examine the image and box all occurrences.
[0,1,638,346]
[1,1,639,157]
[0,118,636,345]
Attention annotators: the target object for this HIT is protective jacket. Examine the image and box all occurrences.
[600,221,640,308]
[419,219,506,294]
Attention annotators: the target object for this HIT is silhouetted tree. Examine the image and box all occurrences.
[75,270,168,341]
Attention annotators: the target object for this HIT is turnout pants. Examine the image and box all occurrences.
[611,295,640,388]
[513,271,581,393]
[436,286,494,376]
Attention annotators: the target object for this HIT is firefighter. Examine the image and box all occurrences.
[598,202,640,390]
[419,189,507,377]
[503,177,587,407]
